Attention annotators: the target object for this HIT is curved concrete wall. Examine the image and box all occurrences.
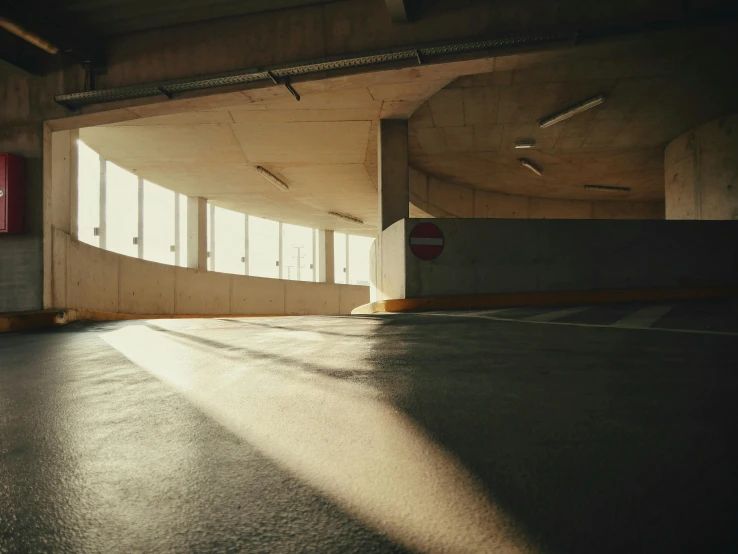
[50,229,368,316]
[665,113,738,220]
[409,168,664,220]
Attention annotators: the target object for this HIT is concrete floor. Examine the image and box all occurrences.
[1,299,737,553]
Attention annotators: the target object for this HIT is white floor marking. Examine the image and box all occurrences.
[524,306,590,322]
[614,305,673,329]
[416,311,738,337]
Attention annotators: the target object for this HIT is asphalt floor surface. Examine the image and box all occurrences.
[1,298,737,553]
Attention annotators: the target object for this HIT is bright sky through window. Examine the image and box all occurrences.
[77,140,372,285]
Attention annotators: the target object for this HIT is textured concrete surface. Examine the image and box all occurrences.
[665,113,738,220]
[409,168,665,221]
[394,218,738,299]
[409,39,738,204]
[1,300,738,553]
[48,229,368,316]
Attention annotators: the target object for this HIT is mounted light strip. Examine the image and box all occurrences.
[584,184,631,192]
[329,212,364,225]
[519,158,543,176]
[0,16,59,55]
[539,95,605,129]
[514,140,536,149]
[256,166,289,192]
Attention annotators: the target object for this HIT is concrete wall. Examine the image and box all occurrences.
[0,102,44,312]
[372,222,405,302]
[410,168,665,221]
[665,113,738,220]
[381,218,737,299]
[51,229,368,315]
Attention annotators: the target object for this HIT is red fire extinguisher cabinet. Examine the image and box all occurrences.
[0,153,26,234]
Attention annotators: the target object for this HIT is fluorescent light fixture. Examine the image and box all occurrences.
[539,95,606,129]
[329,211,364,225]
[519,158,543,177]
[514,139,536,149]
[0,16,59,55]
[583,184,631,193]
[256,166,289,192]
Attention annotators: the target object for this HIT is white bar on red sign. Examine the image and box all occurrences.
[409,238,444,246]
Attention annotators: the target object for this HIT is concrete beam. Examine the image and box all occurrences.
[137,177,144,259]
[209,203,215,270]
[98,155,106,249]
[378,119,409,231]
[187,197,207,271]
[322,230,335,284]
[385,0,410,22]
[43,127,78,309]
[174,193,181,266]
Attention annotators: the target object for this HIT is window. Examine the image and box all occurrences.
[177,194,187,267]
[249,216,280,279]
[143,180,175,265]
[281,222,314,282]
[347,235,374,286]
[334,232,348,284]
[105,161,138,258]
[213,206,246,275]
[77,141,100,247]
[75,143,371,287]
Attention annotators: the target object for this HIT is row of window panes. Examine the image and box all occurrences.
[78,140,372,284]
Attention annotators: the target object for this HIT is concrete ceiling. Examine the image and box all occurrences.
[78,29,738,233]
[38,0,346,36]
[80,73,453,236]
[409,42,738,202]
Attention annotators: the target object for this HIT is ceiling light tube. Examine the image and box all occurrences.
[519,158,543,177]
[539,95,605,129]
[256,166,289,192]
[0,17,59,55]
[583,184,631,192]
[515,139,536,149]
[329,211,364,225]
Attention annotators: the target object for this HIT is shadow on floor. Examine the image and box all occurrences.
[359,313,738,554]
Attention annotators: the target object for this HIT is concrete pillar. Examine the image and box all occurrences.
[187,197,207,271]
[378,119,409,231]
[136,177,144,258]
[42,128,78,309]
[96,157,107,252]
[320,229,335,284]
[208,203,215,270]
[174,193,181,266]
[665,113,738,220]
[278,221,284,279]
[244,215,250,275]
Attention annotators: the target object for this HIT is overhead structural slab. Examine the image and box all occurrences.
[385,0,409,22]
[379,120,410,231]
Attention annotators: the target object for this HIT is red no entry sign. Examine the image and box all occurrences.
[409,222,444,260]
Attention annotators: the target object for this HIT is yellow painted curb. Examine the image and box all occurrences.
[352,286,738,315]
[0,309,287,333]
[0,310,63,333]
